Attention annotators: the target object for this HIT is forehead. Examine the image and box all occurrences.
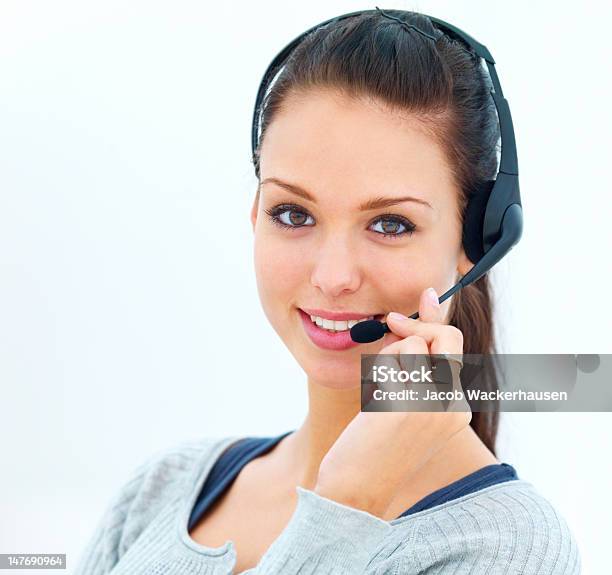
[258,88,457,208]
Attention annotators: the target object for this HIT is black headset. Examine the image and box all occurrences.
[251,8,523,342]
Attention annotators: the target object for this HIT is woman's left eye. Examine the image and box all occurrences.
[370,216,416,239]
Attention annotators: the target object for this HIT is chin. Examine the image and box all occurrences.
[299,351,364,390]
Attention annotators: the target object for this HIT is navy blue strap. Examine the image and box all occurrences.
[398,461,518,517]
[188,431,293,531]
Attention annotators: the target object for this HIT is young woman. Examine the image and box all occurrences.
[75,9,581,574]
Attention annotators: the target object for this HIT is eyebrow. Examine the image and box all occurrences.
[259,177,433,210]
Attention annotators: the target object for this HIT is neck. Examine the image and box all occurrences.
[283,377,362,489]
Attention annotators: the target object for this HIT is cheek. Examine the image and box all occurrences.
[368,248,432,294]
[253,231,306,308]
[367,245,454,315]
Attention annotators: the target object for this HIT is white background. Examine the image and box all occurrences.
[1,1,610,573]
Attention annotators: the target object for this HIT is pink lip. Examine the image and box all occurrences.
[300,307,383,321]
[298,308,363,351]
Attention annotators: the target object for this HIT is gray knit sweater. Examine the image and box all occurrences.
[73,435,581,574]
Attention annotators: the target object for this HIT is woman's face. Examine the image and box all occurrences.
[251,88,473,389]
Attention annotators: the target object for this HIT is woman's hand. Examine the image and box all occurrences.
[313,287,471,518]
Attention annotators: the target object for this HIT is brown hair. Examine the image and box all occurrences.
[252,10,501,455]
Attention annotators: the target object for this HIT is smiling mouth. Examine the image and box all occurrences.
[303,311,385,334]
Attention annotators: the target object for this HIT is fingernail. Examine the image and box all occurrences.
[388,311,408,321]
[426,287,439,306]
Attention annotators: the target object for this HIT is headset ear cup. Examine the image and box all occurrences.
[462,179,495,264]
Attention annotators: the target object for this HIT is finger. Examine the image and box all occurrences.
[380,335,450,413]
[377,287,439,348]
[379,335,431,382]
[380,334,429,357]
[379,333,429,365]
[380,330,403,349]
[385,315,464,354]
[377,335,430,407]
[418,287,443,324]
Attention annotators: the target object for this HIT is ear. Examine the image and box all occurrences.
[456,248,474,280]
[250,190,259,234]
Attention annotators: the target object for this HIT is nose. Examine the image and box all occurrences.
[310,234,362,297]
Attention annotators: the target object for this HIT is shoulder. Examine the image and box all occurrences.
[73,435,235,575]
[110,437,224,547]
[381,480,581,574]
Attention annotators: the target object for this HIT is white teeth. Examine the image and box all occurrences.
[308,314,376,333]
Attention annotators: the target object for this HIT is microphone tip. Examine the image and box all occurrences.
[350,319,388,343]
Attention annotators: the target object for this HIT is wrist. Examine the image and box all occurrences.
[313,481,392,518]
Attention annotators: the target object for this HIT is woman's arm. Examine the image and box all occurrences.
[73,473,145,574]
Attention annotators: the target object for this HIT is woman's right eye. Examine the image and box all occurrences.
[264,205,315,230]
